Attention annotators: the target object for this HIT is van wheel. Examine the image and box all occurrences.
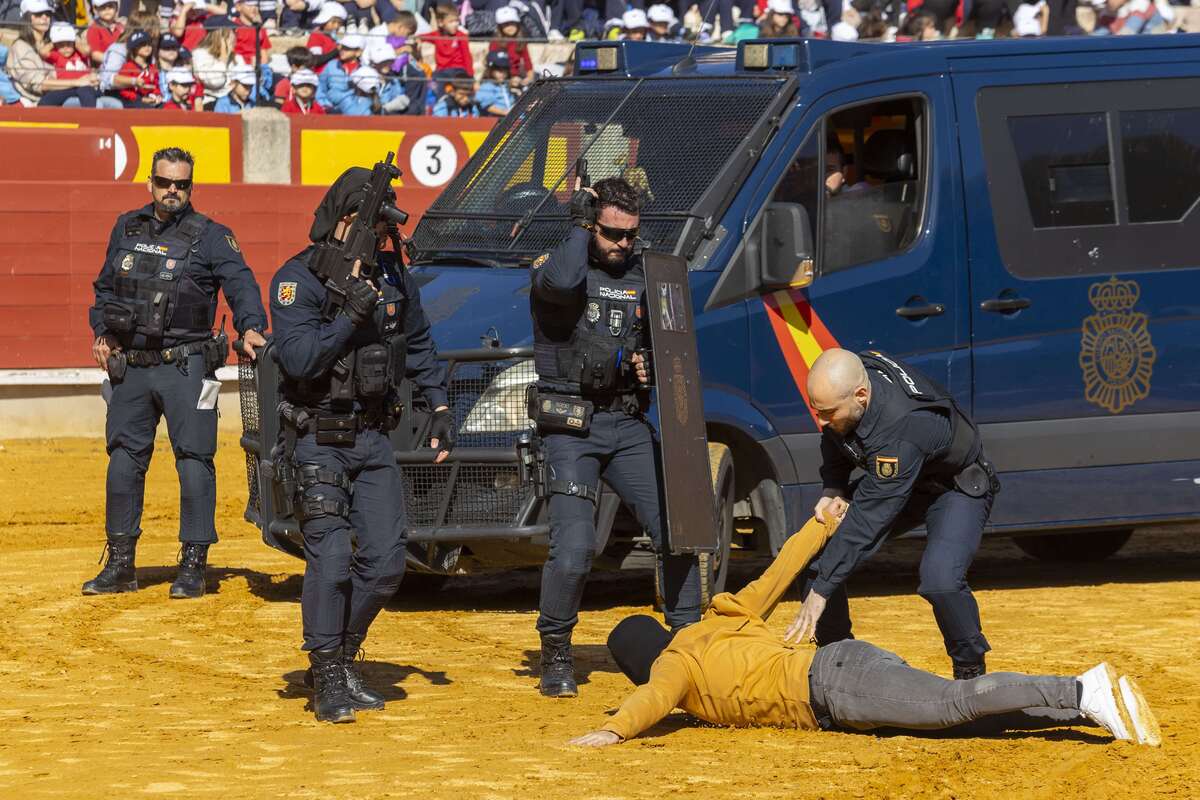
[399,573,450,593]
[656,442,734,610]
[1013,529,1133,562]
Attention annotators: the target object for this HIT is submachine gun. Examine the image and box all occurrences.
[310,151,411,320]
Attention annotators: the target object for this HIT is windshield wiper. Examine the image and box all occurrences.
[409,254,508,269]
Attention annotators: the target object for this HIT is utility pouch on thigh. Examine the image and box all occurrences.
[527,386,592,435]
[202,333,228,375]
[355,343,390,398]
[315,414,357,446]
[103,302,137,334]
[105,351,128,382]
[953,462,991,498]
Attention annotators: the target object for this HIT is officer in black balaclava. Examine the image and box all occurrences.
[527,176,702,698]
[86,146,267,601]
[269,167,452,724]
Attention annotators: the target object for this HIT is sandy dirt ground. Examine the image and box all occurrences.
[0,434,1197,799]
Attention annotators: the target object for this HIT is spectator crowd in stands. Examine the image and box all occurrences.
[1,0,1193,112]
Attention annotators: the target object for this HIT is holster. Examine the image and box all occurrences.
[271,449,298,519]
[953,459,1001,498]
[105,351,128,383]
[526,386,593,435]
[202,333,229,375]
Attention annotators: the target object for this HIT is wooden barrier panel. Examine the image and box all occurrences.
[0,107,243,184]
[0,181,445,369]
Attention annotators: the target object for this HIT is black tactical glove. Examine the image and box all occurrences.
[342,277,379,326]
[569,189,597,230]
[429,408,456,456]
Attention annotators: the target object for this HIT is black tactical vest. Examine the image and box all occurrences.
[858,350,981,476]
[533,263,647,396]
[103,213,215,342]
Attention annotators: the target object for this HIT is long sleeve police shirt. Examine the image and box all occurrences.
[90,203,267,346]
[600,515,841,741]
[809,369,952,600]
[269,246,448,412]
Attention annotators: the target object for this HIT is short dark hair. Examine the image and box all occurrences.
[151,147,195,176]
[594,177,641,216]
[395,10,417,30]
[286,45,312,68]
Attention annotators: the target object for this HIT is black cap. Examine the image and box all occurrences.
[486,49,510,69]
[128,30,152,50]
[607,615,672,686]
[159,33,180,49]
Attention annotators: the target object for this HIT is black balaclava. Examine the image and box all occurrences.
[607,615,672,686]
[308,166,376,243]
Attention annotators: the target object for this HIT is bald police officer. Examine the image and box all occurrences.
[784,348,998,680]
[86,147,268,600]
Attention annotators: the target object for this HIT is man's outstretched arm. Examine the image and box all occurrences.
[729,514,841,622]
[569,653,690,746]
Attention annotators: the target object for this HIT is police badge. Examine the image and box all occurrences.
[120,254,134,271]
[586,302,601,324]
[876,455,898,479]
[1079,277,1156,414]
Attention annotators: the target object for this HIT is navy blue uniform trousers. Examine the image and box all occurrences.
[537,409,702,637]
[105,353,217,543]
[802,487,994,665]
[293,429,408,652]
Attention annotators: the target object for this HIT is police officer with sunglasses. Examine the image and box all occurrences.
[527,176,702,698]
[85,147,267,601]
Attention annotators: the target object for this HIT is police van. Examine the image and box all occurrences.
[239,35,1200,594]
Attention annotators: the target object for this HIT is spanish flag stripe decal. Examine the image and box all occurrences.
[763,289,841,425]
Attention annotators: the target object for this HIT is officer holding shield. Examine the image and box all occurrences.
[528,176,702,698]
[784,348,999,680]
[85,147,267,601]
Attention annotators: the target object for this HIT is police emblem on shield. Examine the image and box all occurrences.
[277,282,297,306]
[1080,277,1156,414]
[876,455,898,479]
[586,302,600,324]
[121,254,134,271]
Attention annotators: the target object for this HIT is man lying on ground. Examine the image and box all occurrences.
[569,515,1160,747]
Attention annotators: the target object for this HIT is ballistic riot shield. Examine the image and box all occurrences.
[642,251,718,555]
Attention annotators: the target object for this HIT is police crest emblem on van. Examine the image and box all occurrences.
[1079,277,1156,415]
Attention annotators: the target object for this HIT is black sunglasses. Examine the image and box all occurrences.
[151,175,193,191]
[596,222,640,243]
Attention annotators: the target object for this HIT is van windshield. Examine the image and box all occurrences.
[409,75,792,265]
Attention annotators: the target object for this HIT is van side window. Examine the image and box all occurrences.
[977,80,1200,278]
[1121,108,1200,223]
[1008,114,1114,228]
[771,97,927,276]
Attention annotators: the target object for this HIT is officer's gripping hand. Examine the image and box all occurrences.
[783,590,828,645]
[239,329,268,362]
[92,334,120,369]
[814,495,848,525]
[569,187,598,230]
[632,350,651,385]
[568,731,622,748]
[429,406,455,464]
[343,277,380,326]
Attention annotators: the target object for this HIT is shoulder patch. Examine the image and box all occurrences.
[224,234,241,253]
[875,455,899,479]
[532,253,549,269]
[276,281,297,306]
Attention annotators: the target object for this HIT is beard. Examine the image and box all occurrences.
[155,194,184,217]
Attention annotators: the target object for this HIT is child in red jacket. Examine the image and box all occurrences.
[425,4,472,77]
[47,23,91,79]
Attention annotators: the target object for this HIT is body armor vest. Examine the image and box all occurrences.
[103,213,215,342]
[533,264,647,396]
[283,277,408,409]
[854,350,982,478]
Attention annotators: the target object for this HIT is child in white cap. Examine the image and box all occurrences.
[306,2,347,72]
[490,5,534,85]
[646,5,681,41]
[316,31,363,108]
[162,66,199,110]
[621,8,650,40]
[760,0,801,36]
[214,66,256,112]
[337,64,381,115]
[280,67,326,114]
[47,23,90,81]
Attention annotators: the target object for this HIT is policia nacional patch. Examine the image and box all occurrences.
[876,455,899,479]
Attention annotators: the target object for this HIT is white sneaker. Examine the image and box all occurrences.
[1077,662,1133,741]
[1118,676,1161,747]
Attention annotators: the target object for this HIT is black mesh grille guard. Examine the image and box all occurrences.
[409,75,795,264]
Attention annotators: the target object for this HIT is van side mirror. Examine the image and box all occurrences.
[759,202,814,290]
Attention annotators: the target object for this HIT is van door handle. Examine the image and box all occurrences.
[980,296,1032,313]
[895,302,945,319]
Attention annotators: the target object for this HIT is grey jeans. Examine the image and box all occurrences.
[808,640,1090,733]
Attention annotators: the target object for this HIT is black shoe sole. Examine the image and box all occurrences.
[168,587,205,599]
[350,698,386,711]
[315,710,357,723]
[539,684,579,698]
[82,581,138,595]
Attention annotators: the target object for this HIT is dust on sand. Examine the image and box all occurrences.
[0,436,1196,799]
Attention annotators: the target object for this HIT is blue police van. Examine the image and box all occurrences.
[240,35,1200,595]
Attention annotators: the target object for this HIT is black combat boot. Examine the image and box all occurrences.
[341,635,386,710]
[539,633,578,698]
[953,659,987,680]
[81,533,138,595]
[308,649,356,724]
[169,542,209,599]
